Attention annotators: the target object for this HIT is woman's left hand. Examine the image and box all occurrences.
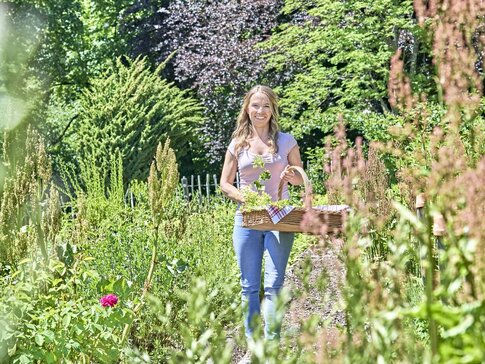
[280,166,297,184]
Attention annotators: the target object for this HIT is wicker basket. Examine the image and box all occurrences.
[241,166,347,233]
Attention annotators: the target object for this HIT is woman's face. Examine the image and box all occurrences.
[247,92,272,129]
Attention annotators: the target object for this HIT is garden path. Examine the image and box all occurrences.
[231,237,346,362]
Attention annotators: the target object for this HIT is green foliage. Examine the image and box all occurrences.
[147,278,237,364]
[58,147,180,295]
[60,56,203,183]
[262,0,418,143]
[239,155,273,211]
[1,1,84,98]
[76,0,134,79]
[391,202,485,363]
[0,257,134,363]
[1,0,135,97]
[55,149,240,359]
[240,187,273,212]
[240,154,308,212]
[129,198,240,359]
[170,199,238,292]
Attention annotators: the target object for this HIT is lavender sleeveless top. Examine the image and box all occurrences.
[228,132,298,201]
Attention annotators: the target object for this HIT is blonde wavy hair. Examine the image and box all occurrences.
[231,85,280,156]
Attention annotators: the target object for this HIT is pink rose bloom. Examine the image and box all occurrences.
[100,294,118,307]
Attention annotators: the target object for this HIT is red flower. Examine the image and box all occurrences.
[100,294,118,307]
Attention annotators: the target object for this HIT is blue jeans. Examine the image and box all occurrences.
[233,213,294,340]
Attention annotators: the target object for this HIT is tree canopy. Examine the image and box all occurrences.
[1,0,463,177]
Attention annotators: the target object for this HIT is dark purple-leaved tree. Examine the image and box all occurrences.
[123,0,282,167]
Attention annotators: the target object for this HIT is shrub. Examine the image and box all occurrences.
[60,57,204,183]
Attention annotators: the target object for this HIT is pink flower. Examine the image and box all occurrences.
[100,294,118,307]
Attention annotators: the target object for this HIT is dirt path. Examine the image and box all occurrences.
[282,237,346,357]
[231,237,346,362]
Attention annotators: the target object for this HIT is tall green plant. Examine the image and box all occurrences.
[121,139,180,347]
[0,127,60,269]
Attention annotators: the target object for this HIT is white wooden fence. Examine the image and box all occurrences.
[180,172,241,202]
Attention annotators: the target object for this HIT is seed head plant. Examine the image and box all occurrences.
[391,0,485,304]
[42,182,61,254]
[0,126,60,267]
[358,144,393,228]
[122,138,180,347]
[148,138,179,230]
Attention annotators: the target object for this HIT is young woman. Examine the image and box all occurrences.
[220,85,304,341]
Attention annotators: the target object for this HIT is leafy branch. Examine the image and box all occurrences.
[240,155,293,212]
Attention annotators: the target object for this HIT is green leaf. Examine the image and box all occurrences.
[392,201,424,231]
[43,351,57,364]
[62,314,72,328]
[34,333,44,347]
[66,57,204,183]
[442,315,474,338]
[7,343,16,356]
[18,354,32,364]
[43,330,55,343]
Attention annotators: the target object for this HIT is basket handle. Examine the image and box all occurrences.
[277,165,312,209]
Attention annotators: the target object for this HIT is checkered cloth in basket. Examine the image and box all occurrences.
[242,166,349,233]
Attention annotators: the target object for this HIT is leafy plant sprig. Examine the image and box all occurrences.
[240,155,292,212]
[252,155,270,191]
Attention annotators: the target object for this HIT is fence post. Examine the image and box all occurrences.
[191,175,195,200]
[415,192,425,279]
[416,192,439,356]
[197,175,202,204]
[206,174,210,200]
[415,192,425,277]
[130,189,134,209]
[432,213,445,247]
[416,193,425,220]
[181,176,189,201]
[213,174,218,194]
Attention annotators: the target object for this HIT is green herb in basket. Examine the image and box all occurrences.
[252,155,265,169]
[240,187,272,212]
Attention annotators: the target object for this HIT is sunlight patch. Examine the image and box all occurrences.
[0,95,27,130]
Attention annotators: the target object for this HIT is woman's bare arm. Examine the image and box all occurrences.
[220,150,245,203]
[280,145,304,185]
